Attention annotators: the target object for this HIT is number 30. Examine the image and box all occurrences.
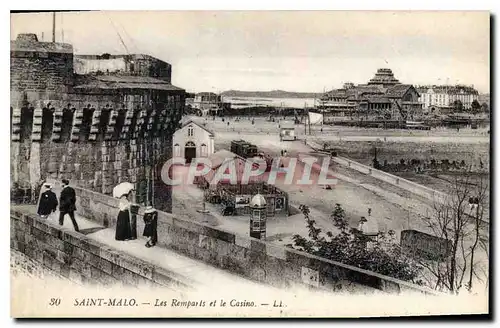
[49,298,61,306]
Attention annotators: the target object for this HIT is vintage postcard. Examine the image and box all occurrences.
[10,10,490,318]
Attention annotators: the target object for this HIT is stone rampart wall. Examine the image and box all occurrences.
[10,209,190,290]
[73,187,439,296]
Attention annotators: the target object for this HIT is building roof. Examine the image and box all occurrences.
[363,95,391,103]
[203,150,263,185]
[386,84,415,98]
[324,89,348,98]
[73,75,184,92]
[280,120,295,129]
[207,150,238,169]
[75,53,158,61]
[415,85,479,95]
[323,84,385,100]
[196,92,219,97]
[367,68,401,86]
[11,34,73,54]
[180,119,215,136]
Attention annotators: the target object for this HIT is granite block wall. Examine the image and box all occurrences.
[10,209,191,290]
[73,186,439,296]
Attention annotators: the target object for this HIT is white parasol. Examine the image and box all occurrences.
[112,182,135,199]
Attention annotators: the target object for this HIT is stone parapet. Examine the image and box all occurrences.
[71,187,440,296]
[10,209,192,290]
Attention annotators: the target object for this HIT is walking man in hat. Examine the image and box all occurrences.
[59,179,79,232]
[37,183,58,218]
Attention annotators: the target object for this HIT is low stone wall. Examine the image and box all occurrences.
[320,139,490,171]
[74,187,438,295]
[10,209,191,290]
[332,156,447,203]
[306,140,447,203]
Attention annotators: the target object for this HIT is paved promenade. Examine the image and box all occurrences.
[13,204,380,297]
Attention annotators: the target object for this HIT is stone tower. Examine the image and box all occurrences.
[10,33,185,212]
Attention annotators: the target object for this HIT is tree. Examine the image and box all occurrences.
[452,100,464,112]
[419,173,489,294]
[471,100,481,113]
[288,204,423,283]
[481,102,489,113]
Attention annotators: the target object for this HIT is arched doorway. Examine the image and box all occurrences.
[185,141,196,163]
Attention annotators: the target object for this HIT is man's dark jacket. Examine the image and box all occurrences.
[59,186,77,212]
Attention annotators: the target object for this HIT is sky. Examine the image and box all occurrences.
[10,11,490,94]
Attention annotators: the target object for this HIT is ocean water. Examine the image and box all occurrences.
[222,96,317,109]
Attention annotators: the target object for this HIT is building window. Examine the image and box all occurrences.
[174,143,180,157]
[201,143,207,157]
[187,126,194,137]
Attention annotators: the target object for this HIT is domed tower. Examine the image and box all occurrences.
[249,193,267,240]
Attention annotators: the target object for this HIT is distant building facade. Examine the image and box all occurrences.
[192,92,222,116]
[279,121,296,141]
[416,85,479,111]
[318,68,422,121]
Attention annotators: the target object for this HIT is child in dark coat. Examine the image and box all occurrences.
[143,206,158,248]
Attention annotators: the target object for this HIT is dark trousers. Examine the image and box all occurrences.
[59,211,80,232]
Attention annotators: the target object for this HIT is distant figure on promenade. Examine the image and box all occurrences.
[115,192,132,241]
[59,179,79,232]
[37,183,58,218]
[143,206,158,248]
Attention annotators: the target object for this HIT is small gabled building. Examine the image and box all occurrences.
[172,119,215,163]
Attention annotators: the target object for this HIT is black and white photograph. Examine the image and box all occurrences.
[8,9,491,318]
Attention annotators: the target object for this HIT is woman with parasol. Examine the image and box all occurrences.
[113,182,135,241]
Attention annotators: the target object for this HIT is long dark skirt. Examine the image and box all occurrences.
[115,210,132,241]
